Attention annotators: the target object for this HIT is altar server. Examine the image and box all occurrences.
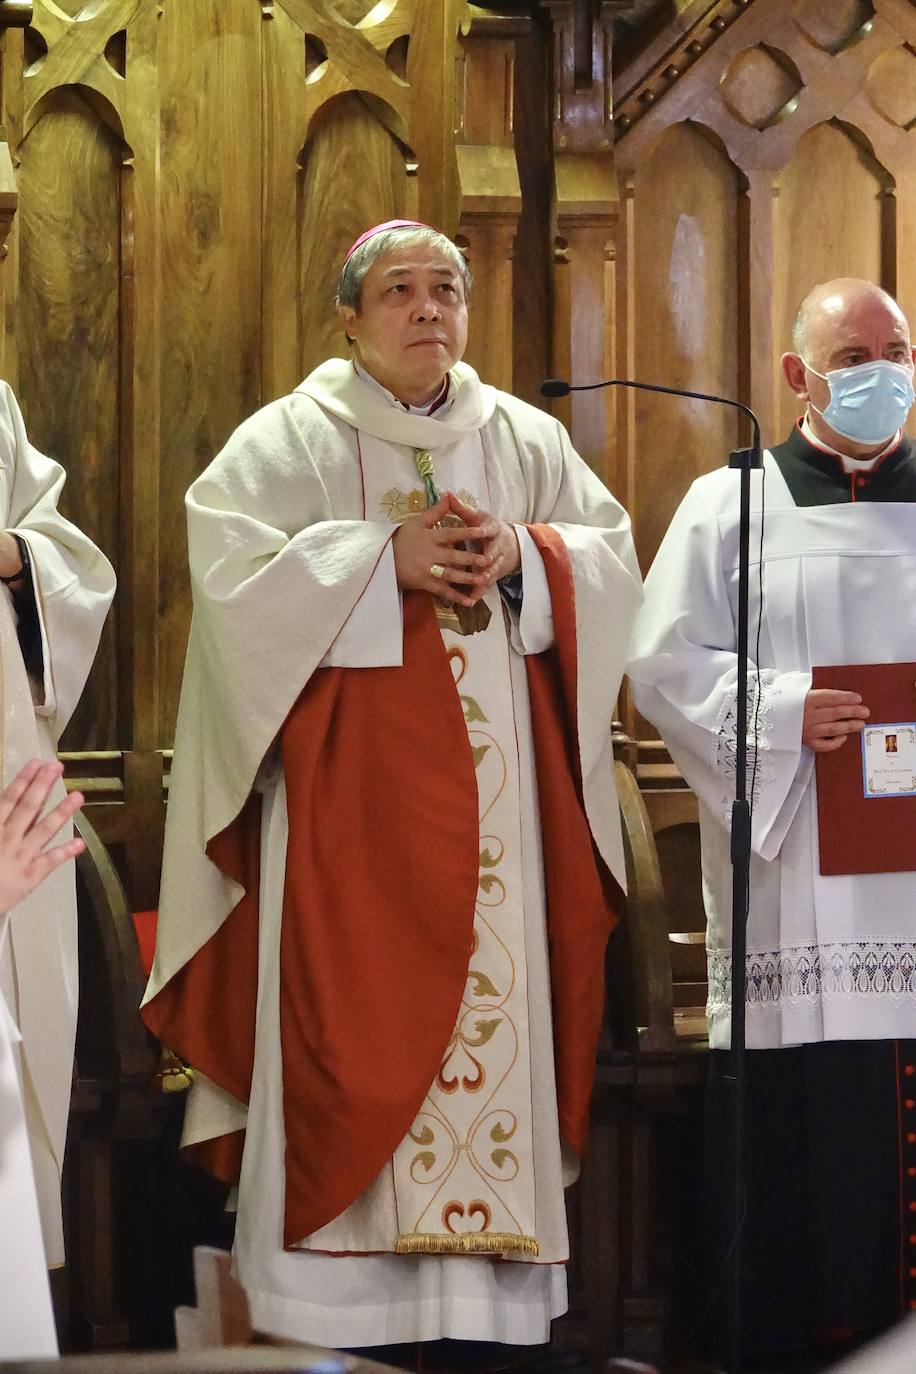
[628,279,916,1353]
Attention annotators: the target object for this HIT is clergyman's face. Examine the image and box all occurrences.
[338,241,468,407]
[802,294,914,416]
[781,287,915,454]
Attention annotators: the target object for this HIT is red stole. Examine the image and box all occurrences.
[142,526,621,1245]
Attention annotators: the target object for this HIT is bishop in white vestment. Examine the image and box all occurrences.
[144,221,641,1347]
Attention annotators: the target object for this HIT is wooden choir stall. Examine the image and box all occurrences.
[0,0,913,1364]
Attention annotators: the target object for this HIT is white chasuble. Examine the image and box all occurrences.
[148,357,641,1348]
[232,429,569,1345]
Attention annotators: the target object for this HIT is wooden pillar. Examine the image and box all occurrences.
[0,3,26,379]
[744,168,779,446]
[457,149,521,394]
[0,140,17,378]
[408,0,471,236]
[118,6,161,752]
[553,155,618,478]
[545,0,628,480]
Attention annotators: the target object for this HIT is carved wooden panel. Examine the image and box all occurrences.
[1,0,477,751]
[629,122,740,570]
[456,24,522,394]
[157,0,264,740]
[297,93,411,383]
[774,121,887,438]
[16,87,123,748]
[612,0,916,594]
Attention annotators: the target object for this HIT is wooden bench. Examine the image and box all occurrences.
[558,761,707,1361]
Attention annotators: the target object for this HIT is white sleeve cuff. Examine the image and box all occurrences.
[505,525,554,656]
[319,538,404,668]
[746,669,812,860]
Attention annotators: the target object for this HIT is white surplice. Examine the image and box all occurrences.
[0,383,116,1266]
[147,359,641,1347]
[628,451,916,1050]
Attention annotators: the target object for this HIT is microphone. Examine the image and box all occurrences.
[540,375,760,450]
[545,368,763,1371]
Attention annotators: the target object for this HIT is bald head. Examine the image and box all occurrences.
[791,278,911,367]
[782,278,915,455]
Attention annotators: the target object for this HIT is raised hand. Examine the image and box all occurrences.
[0,760,84,915]
[802,688,870,753]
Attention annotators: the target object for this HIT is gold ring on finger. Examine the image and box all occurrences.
[430,564,446,579]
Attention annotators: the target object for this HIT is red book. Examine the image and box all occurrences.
[813,662,916,876]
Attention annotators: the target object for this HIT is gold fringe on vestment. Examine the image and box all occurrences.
[394,1232,539,1257]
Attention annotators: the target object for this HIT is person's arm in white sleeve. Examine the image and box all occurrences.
[319,537,403,668]
[627,480,812,861]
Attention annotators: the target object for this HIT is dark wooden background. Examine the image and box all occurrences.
[1,0,913,897]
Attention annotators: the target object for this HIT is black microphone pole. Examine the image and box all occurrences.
[541,375,762,1374]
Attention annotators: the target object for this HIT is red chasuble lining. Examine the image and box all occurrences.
[277,592,480,1245]
[143,535,621,1244]
[523,524,623,1156]
[142,795,262,1184]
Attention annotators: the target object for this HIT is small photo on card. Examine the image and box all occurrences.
[861,723,916,798]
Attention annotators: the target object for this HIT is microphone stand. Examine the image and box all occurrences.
[542,376,762,1373]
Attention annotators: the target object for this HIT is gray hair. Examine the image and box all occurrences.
[791,303,811,357]
[335,225,471,312]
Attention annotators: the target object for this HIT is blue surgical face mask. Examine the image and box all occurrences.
[804,357,915,445]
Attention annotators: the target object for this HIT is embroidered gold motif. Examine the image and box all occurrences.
[443,1198,491,1233]
[379,485,476,525]
[448,646,469,684]
[436,1024,492,1093]
[392,580,536,1255]
[394,1232,539,1257]
[480,840,503,868]
[379,487,427,521]
[361,429,540,1255]
[461,695,488,724]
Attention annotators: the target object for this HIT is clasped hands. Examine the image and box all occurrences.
[392,491,521,608]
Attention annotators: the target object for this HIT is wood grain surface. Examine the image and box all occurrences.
[157,0,262,739]
[0,0,911,857]
[17,86,122,747]
[630,122,739,571]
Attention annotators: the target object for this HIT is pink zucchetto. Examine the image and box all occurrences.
[343,219,432,264]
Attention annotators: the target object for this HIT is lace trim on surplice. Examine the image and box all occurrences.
[714,671,785,821]
[709,942,916,1011]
